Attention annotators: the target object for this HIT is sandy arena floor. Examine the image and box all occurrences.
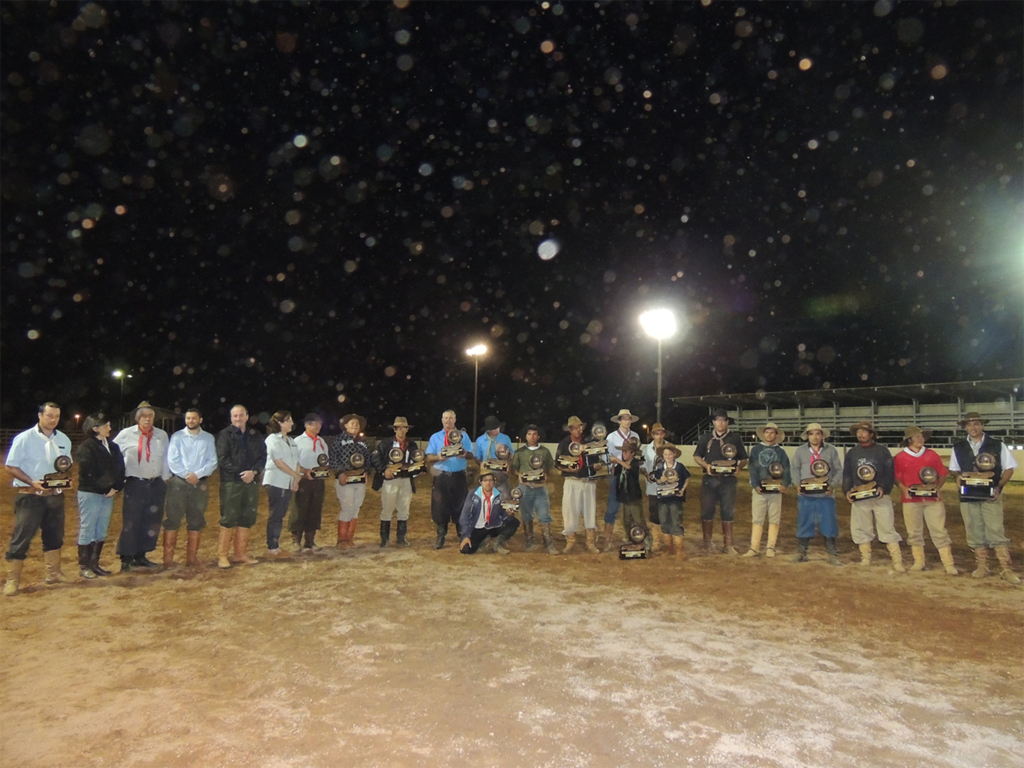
[1,472,1022,768]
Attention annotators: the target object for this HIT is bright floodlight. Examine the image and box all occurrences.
[112,370,124,379]
[466,344,487,357]
[639,309,677,340]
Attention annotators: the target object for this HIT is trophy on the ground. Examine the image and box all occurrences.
[849,464,880,500]
[800,460,831,494]
[440,429,464,459]
[657,466,680,497]
[619,524,649,560]
[310,453,332,480]
[407,448,425,477]
[959,452,996,500]
[42,455,73,490]
[908,466,941,498]
[483,443,510,472]
[387,446,405,476]
[557,441,583,471]
[501,486,522,514]
[520,453,546,484]
[710,443,738,475]
[584,424,608,457]
[760,462,785,493]
[344,452,367,484]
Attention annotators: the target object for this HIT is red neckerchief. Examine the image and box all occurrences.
[810,444,822,463]
[483,490,493,524]
[397,439,407,453]
[307,431,324,453]
[617,428,630,441]
[444,430,451,446]
[138,428,153,463]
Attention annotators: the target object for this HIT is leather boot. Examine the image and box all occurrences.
[541,524,558,555]
[396,520,411,547]
[938,546,957,576]
[585,528,600,554]
[523,520,536,551]
[337,520,347,548]
[702,519,715,553]
[994,546,1021,585]
[601,522,615,552]
[765,523,780,558]
[79,544,97,579]
[972,548,989,579]
[561,533,576,555]
[232,527,257,565]
[909,545,926,572]
[347,519,359,548]
[742,523,763,557]
[163,530,178,568]
[303,529,318,551]
[792,538,810,563]
[493,534,511,555]
[292,532,304,551]
[186,531,202,567]
[886,542,906,572]
[217,527,233,569]
[650,524,662,553]
[434,523,447,550]
[379,520,391,548]
[825,537,842,566]
[722,522,738,555]
[673,535,685,558]
[43,549,67,584]
[4,559,25,596]
[133,552,160,568]
[859,543,872,567]
[91,541,112,576]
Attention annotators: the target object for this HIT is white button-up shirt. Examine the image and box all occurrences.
[114,425,171,480]
[6,426,73,486]
[167,428,218,479]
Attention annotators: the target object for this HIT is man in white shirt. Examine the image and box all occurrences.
[164,408,217,568]
[291,413,330,551]
[602,409,641,549]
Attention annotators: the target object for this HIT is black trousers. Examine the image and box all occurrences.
[430,471,467,528]
[117,477,167,559]
[460,517,520,554]
[5,494,65,560]
[290,477,326,534]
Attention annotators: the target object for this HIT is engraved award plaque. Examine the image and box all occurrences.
[800,460,830,494]
[557,441,583,471]
[407,448,425,477]
[484,442,510,472]
[760,461,784,494]
[42,455,73,490]
[440,429,464,459]
[344,451,367,484]
[710,443,738,475]
[501,485,522,514]
[959,452,996,500]
[619,524,649,560]
[520,453,545,484]
[584,424,609,457]
[657,467,680,498]
[310,453,332,480]
[908,466,940,498]
[387,446,405,476]
[849,464,880,501]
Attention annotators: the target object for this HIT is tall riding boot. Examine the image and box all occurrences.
[722,522,738,555]
[938,546,957,576]
[541,524,558,555]
[347,519,359,548]
[765,523,780,558]
[163,530,178,568]
[858,543,872,567]
[909,545,926,572]
[825,537,842,566]
[742,524,764,557]
[3,559,25,596]
[79,544,97,579]
[186,531,202,567]
[650,524,662,553]
[379,520,391,548]
[303,529,317,551]
[972,548,989,579]
[792,538,810,563]
[702,520,715,553]
[994,546,1022,585]
[337,520,347,548]
[43,549,67,584]
[232,527,257,565]
[91,541,112,576]
[523,520,536,551]
[396,520,411,547]
[673,535,685,558]
[292,532,303,551]
[561,533,576,555]
[662,532,674,555]
[886,542,906,573]
[434,523,447,550]
[217,527,233,569]
[585,528,600,554]
[601,522,615,552]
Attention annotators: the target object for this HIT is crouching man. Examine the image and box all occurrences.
[458,469,520,555]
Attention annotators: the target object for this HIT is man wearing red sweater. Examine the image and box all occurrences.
[893,426,957,575]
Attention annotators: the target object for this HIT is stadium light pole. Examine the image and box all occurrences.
[639,309,678,425]
[466,345,487,439]
[112,370,132,417]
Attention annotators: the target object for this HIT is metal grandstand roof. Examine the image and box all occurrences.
[670,379,1024,410]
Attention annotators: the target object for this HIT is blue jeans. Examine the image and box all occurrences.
[77,491,114,544]
[796,495,839,538]
[519,485,552,524]
[603,479,620,525]
[265,486,292,549]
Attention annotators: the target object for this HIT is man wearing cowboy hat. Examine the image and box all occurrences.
[458,468,520,555]
[290,413,329,552]
[601,408,641,550]
[843,421,904,571]
[425,409,473,549]
[329,413,380,549]
[641,422,671,552]
[473,415,514,500]
[743,423,792,558]
[216,404,268,568]
[949,413,1018,583]
[372,416,420,548]
[511,424,557,553]
[555,415,601,554]
[114,401,172,572]
[650,442,691,556]
[893,425,957,575]
[693,408,748,554]
[791,423,843,565]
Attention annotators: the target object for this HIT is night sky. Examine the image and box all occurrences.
[2,1,1022,437]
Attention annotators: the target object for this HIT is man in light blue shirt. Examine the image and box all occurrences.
[473,415,514,498]
[164,408,218,568]
[425,409,473,549]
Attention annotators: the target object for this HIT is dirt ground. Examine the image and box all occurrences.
[1,469,1022,768]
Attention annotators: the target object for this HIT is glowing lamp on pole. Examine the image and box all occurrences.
[639,309,678,425]
[466,344,487,439]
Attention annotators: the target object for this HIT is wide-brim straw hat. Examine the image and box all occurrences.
[390,417,413,429]
[648,422,668,435]
[957,412,989,428]
[800,423,831,441]
[563,416,587,431]
[658,442,683,459]
[848,420,877,436]
[900,425,933,447]
[755,422,786,443]
[132,401,156,420]
[610,408,640,424]
[340,413,367,432]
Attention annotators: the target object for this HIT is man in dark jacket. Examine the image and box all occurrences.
[458,469,519,555]
[215,404,267,569]
[372,416,419,548]
[692,409,748,554]
[843,421,903,571]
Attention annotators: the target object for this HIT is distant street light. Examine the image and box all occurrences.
[639,309,678,425]
[75,414,81,432]
[112,370,133,416]
[466,344,487,438]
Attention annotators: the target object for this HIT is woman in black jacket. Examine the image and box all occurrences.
[75,413,126,578]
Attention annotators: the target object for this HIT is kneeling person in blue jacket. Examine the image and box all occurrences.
[459,469,520,555]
